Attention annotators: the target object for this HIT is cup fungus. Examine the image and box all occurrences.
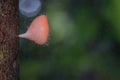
[19,15,50,45]
[19,0,41,17]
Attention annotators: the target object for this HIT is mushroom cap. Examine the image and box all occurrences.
[19,15,50,45]
[19,0,41,17]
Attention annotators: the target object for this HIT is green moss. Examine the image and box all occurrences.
[0,50,3,60]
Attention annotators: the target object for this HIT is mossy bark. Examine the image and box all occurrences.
[0,0,19,80]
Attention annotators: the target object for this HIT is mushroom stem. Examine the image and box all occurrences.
[18,32,30,39]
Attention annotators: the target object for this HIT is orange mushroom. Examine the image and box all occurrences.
[19,15,49,45]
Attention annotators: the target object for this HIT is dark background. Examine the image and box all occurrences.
[19,0,120,80]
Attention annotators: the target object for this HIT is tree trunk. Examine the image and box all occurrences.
[0,0,19,80]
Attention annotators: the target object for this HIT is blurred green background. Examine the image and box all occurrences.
[19,0,120,80]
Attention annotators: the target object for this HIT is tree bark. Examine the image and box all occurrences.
[0,0,19,80]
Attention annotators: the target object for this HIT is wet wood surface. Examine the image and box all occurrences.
[0,0,19,80]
